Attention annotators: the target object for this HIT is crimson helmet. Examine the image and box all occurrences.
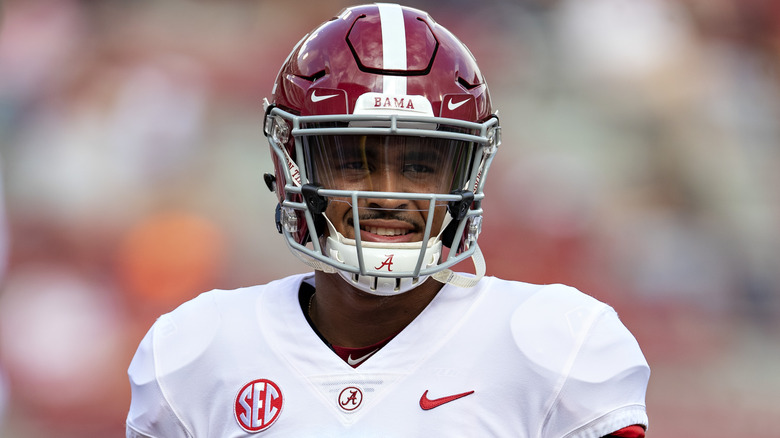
[263,3,500,295]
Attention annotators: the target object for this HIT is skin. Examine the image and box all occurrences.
[307,136,455,348]
[310,270,443,348]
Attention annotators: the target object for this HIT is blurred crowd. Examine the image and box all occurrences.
[0,0,778,436]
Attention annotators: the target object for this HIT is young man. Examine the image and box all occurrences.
[126,4,649,437]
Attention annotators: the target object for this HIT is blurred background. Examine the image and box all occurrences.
[0,0,778,436]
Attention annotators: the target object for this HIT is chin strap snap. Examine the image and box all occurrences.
[431,244,485,288]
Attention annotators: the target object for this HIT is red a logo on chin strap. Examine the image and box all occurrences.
[375,254,394,271]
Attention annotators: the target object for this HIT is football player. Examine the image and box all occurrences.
[127,4,649,437]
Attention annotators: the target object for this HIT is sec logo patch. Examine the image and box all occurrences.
[234,379,283,432]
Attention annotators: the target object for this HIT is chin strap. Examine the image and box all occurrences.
[285,205,485,291]
[284,238,338,274]
[431,244,485,288]
[288,235,485,291]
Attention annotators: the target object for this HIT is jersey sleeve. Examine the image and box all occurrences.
[546,305,650,438]
[126,319,192,438]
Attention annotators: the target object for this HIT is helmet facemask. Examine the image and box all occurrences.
[265,106,500,295]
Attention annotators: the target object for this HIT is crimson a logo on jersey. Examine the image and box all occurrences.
[234,379,283,433]
[338,386,364,412]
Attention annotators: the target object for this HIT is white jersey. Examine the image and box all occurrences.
[126,274,649,437]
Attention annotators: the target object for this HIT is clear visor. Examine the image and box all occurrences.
[302,134,476,243]
[304,135,475,199]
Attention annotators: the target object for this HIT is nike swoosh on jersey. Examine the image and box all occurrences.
[419,389,475,410]
[347,349,379,367]
[447,97,469,111]
[311,90,338,102]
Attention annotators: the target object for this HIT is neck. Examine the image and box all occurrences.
[309,271,443,348]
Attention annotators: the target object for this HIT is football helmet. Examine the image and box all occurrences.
[263,3,500,295]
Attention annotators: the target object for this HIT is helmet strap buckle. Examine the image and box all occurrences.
[441,190,474,249]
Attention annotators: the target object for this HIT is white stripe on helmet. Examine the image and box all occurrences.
[377,3,407,95]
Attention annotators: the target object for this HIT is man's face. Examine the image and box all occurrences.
[306,135,472,244]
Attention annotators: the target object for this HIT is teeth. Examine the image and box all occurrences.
[363,226,407,236]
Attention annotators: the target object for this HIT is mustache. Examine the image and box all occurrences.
[347,209,423,229]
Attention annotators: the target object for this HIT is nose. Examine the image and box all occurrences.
[363,167,409,210]
[370,167,399,192]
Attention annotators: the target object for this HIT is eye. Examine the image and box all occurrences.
[341,161,368,171]
[402,163,435,175]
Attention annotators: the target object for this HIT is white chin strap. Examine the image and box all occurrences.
[319,217,484,296]
[325,234,440,296]
[431,244,485,289]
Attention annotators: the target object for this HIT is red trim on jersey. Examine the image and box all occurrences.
[605,425,645,438]
[331,332,398,368]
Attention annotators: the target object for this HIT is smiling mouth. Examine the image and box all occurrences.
[348,216,419,242]
[361,225,411,236]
